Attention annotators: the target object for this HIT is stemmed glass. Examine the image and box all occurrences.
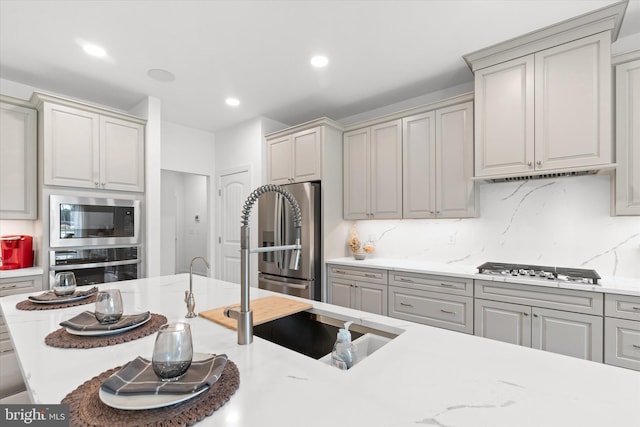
[152,322,193,381]
[95,289,123,324]
[53,272,77,296]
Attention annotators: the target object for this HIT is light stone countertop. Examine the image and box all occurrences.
[1,274,639,426]
[0,267,43,280]
[326,257,640,297]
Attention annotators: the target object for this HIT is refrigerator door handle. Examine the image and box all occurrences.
[260,277,309,290]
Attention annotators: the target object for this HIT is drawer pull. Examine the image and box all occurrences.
[523,312,529,316]
[1,284,17,289]
[633,345,640,349]
[439,283,454,287]
[335,270,346,274]
[631,306,640,311]
[400,278,414,283]
[400,302,414,308]
[364,274,377,278]
[440,309,455,315]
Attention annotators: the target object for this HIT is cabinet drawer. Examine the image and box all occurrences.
[474,280,603,315]
[605,293,640,321]
[604,317,640,371]
[0,316,13,354]
[0,276,42,297]
[390,271,472,296]
[328,265,387,285]
[389,286,473,334]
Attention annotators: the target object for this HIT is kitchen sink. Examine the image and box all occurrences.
[253,310,400,365]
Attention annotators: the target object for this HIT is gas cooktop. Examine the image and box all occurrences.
[477,262,601,285]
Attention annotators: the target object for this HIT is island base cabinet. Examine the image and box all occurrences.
[475,299,603,362]
[389,286,473,334]
[604,317,640,371]
[328,277,387,316]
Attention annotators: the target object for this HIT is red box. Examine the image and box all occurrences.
[0,235,34,270]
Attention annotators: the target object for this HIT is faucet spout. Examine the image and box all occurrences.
[185,256,210,318]
[226,184,302,345]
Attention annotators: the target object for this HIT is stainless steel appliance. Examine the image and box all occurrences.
[49,246,141,286]
[258,182,320,300]
[50,195,141,248]
[477,262,601,285]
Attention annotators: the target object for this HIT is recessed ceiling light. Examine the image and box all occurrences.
[147,68,176,82]
[82,43,107,58]
[225,97,240,107]
[310,55,329,68]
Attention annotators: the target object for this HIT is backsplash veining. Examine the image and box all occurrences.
[354,175,640,279]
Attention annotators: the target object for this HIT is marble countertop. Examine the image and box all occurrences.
[0,266,43,280]
[326,257,640,297]
[1,274,639,427]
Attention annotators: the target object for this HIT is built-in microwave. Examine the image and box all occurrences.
[49,195,141,248]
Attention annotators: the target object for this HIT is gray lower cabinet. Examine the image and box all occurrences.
[328,265,388,316]
[388,271,473,333]
[0,274,42,398]
[474,280,603,362]
[604,293,640,371]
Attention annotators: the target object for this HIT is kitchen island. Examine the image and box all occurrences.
[1,274,639,427]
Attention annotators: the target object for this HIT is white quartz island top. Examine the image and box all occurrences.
[1,274,639,427]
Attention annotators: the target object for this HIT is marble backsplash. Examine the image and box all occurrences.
[352,174,640,279]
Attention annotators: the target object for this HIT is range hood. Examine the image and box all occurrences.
[474,164,616,183]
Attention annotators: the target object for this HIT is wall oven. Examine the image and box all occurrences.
[50,195,141,248]
[49,195,142,286]
[49,246,141,286]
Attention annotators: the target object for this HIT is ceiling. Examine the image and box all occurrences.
[1,0,639,133]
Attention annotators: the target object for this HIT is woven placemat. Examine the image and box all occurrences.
[62,359,240,427]
[16,294,98,311]
[45,314,167,349]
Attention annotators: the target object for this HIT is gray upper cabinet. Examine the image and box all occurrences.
[614,52,640,215]
[344,120,402,219]
[0,99,37,219]
[403,101,475,218]
[31,93,145,192]
[267,127,322,185]
[465,2,626,180]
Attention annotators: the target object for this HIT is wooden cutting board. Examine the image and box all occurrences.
[198,295,313,330]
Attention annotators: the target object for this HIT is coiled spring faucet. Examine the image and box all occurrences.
[185,256,210,318]
[224,184,302,345]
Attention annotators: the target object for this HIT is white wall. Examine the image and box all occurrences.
[352,175,640,279]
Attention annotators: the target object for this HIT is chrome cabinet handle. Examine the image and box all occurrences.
[94,182,99,187]
[523,312,529,316]
[334,270,346,274]
[0,284,17,290]
[533,313,539,318]
[631,306,640,311]
[440,309,455,315]
[632,344,640,349]
[536,160,542,166]
[439,283,454,287]
[400,278,413,283]
[364,273,377,278]
[400,302,413,307]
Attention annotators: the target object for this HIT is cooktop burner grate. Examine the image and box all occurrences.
[477,262,600,285]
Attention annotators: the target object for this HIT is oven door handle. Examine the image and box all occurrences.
[50,259,141,271]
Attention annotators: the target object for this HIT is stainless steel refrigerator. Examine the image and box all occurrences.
[258,181,321,300]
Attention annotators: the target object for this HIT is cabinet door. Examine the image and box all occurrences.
[531,307,603,362]
[0,103,37,219]
[615,58,640,215]
[604,317,640,371]
[329,277,355,309]
[43,102,100,188]
[402,111,436,218]
[292,128,322,182]
[343,128,370,219]
[100,116,145,192]
[356,281,387,316]
[267,135,292,185]
[474,299,531,347]
[474,56,534,177]
[436,101,475,218]
[370,120,402,219]
[534,32,612,171]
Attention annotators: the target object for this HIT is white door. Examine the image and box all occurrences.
[218,168,251,284]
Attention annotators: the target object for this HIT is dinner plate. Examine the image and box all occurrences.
[99,353,212,410]
[28,292,94,305]
[65,314,151,336]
